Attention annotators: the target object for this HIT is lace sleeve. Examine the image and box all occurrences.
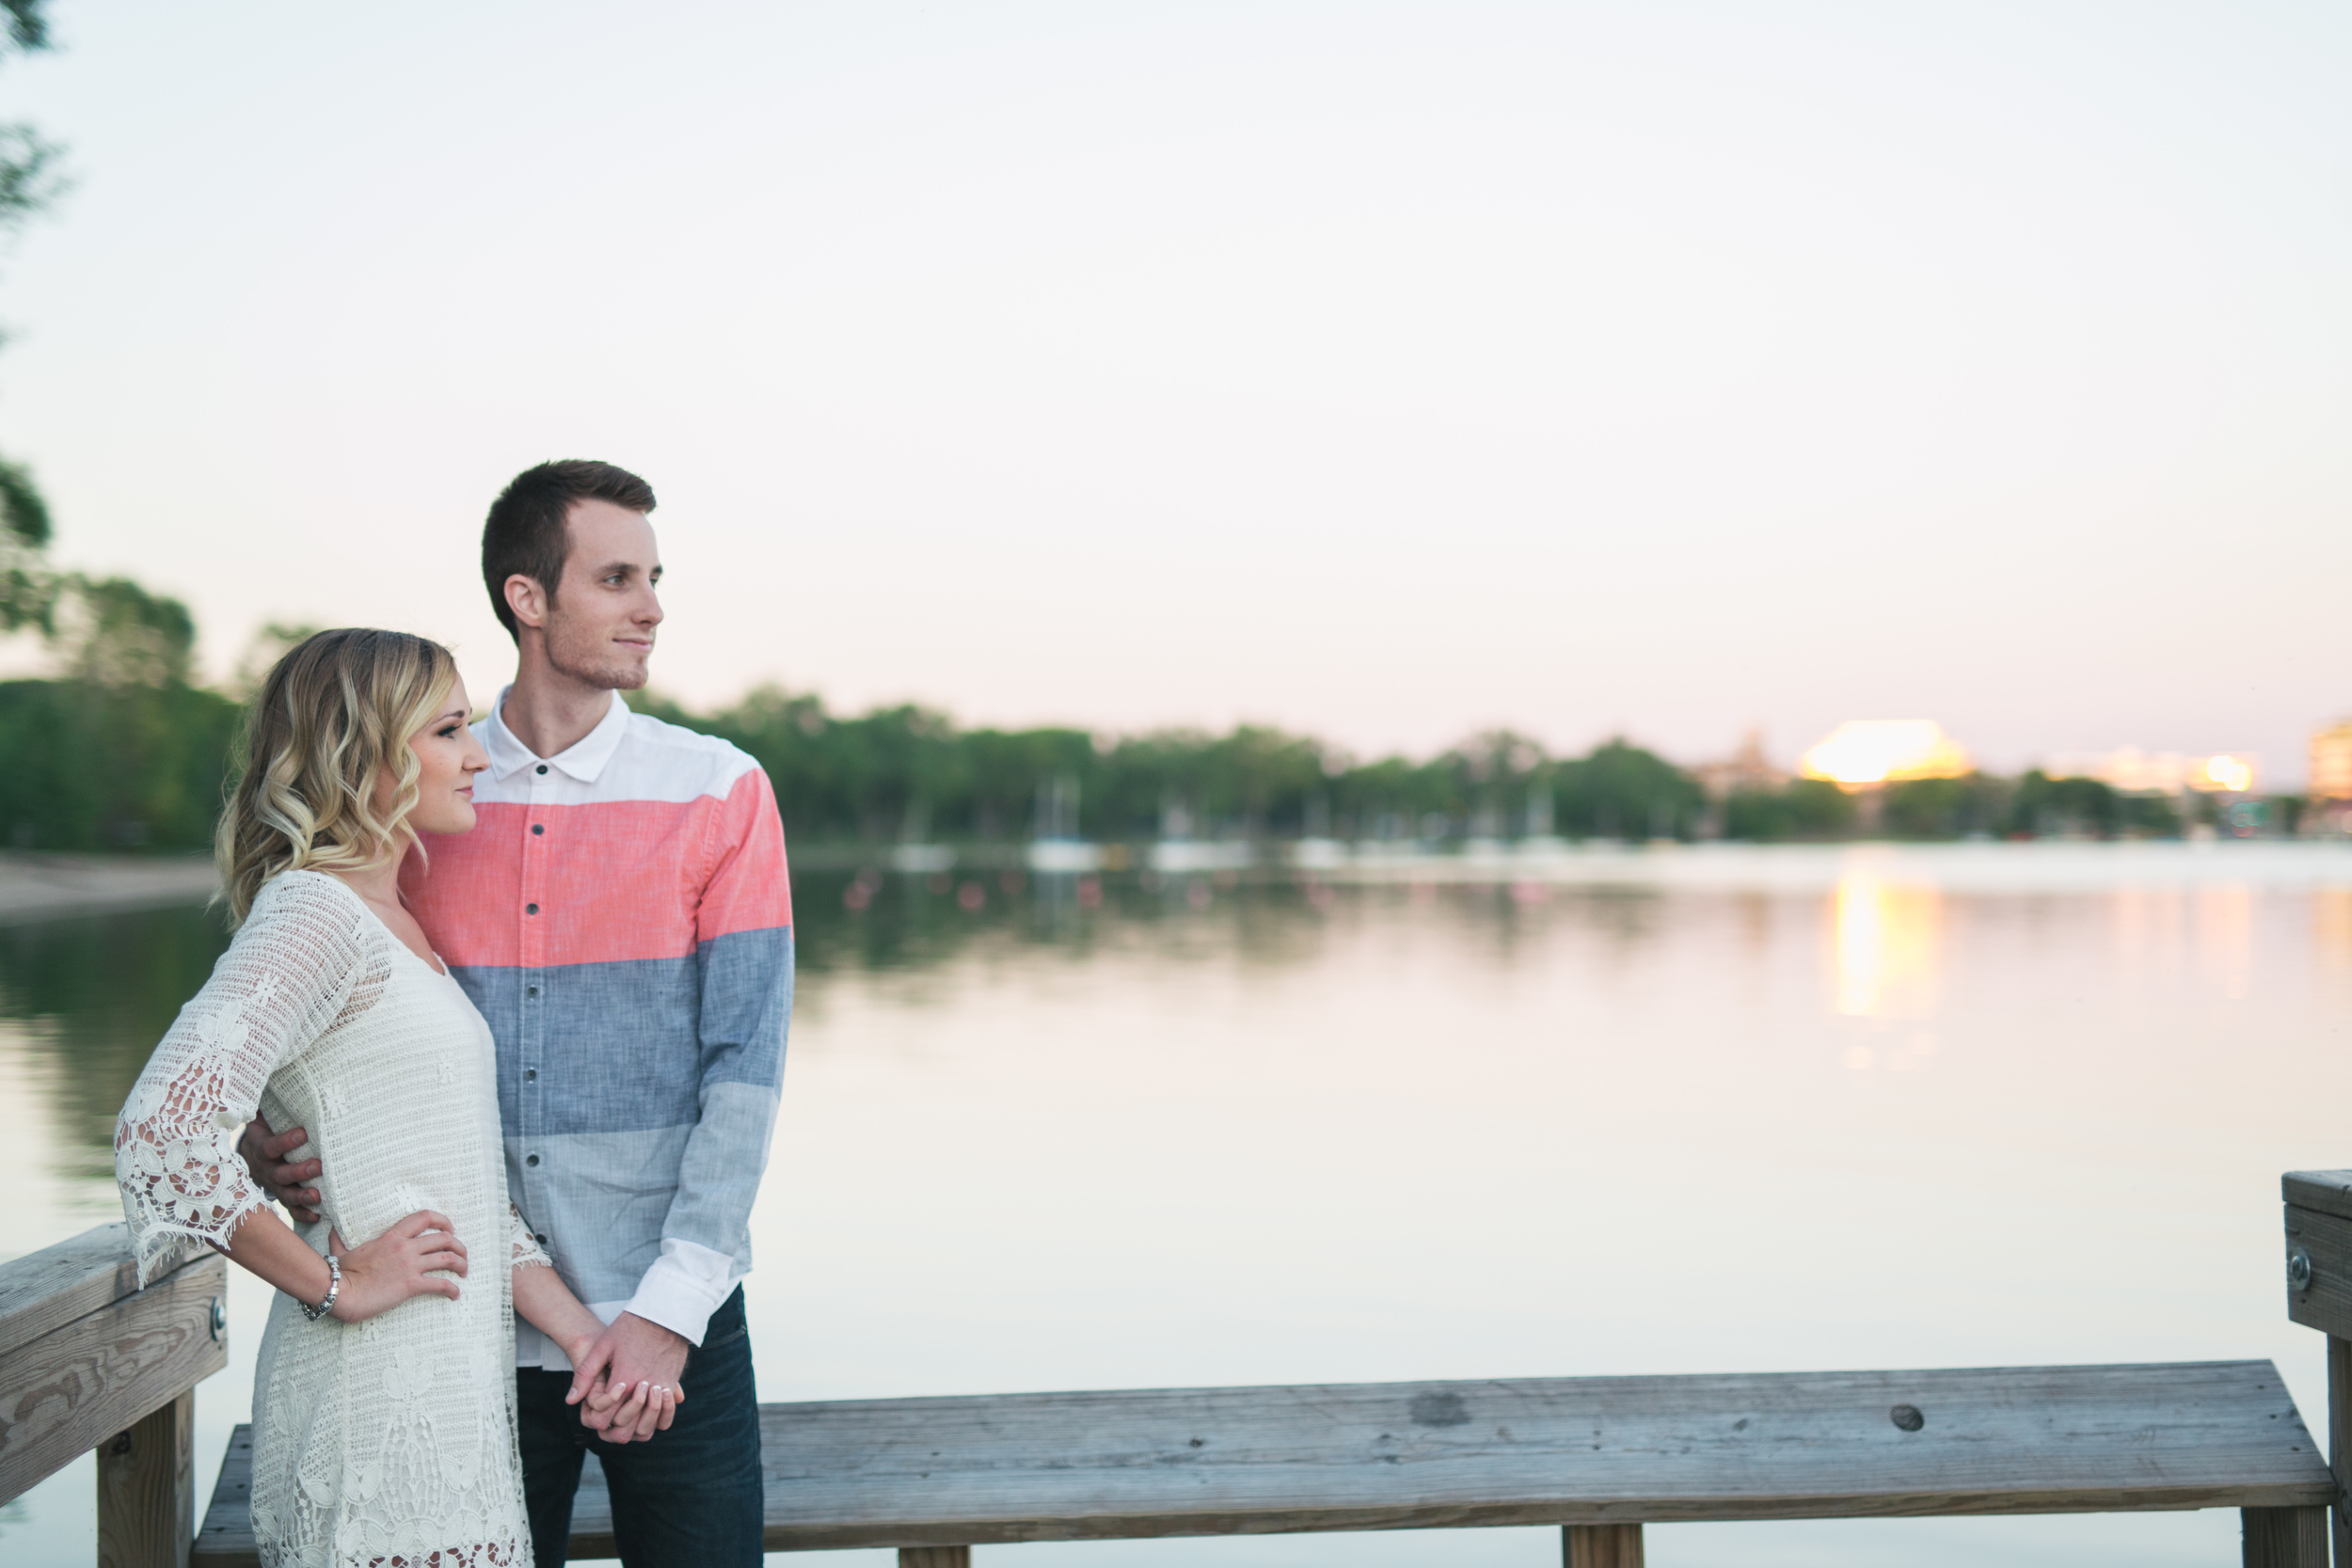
[507,1203,553,1272]
[113,873,375,1286]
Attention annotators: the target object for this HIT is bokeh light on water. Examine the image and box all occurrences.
[7,845,2352,1565]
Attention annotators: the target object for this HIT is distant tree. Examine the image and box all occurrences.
[1881,773,2006,839]
[0,0,65,629]
[1554,738,1704,840]
[51,575,198,688]
[232,621,322,698]
[0,1,61,253]
[2006,770,2119,839]
[1724,778,1856,841]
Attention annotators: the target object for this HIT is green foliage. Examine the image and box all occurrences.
[635,688,1708,847]
[233,620,322,698]
[1881,773,2007,839]
[1724,778,1857,841]
[52,574,197,687]
[2,1,48,53]
[1556,738,1706,840]
[0,454,45,545]
[0,678,241,850]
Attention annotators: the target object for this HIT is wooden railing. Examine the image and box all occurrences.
[12,1181,2352,1567]
[0,1223,227,1568]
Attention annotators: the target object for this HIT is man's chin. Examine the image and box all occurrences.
[551,653,652,691]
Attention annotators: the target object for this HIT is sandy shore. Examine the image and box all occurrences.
[0,851,220,926]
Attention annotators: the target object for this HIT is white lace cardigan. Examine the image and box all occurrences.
[115,870,549,1568]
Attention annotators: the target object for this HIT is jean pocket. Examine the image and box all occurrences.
[691,1321,748,1360]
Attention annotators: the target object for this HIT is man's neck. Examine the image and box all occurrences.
[501,648,617,760]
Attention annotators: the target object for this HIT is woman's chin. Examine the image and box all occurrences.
[419,803,478,835]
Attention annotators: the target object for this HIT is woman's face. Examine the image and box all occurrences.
[401,679,489,836]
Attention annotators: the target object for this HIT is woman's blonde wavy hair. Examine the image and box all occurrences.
[216,627,460,927]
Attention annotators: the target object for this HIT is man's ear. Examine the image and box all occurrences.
[504,573,548,634]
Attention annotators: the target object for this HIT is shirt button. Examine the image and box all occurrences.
[532,824,545,835]
[525,1068,537,1081]
[526,903,539,915]
[526,985,539,998]
[535,1234,548,1244]
[526,1154,540,1167]
[535,764,548,775]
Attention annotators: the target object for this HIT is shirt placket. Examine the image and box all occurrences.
[518,761,553,1236]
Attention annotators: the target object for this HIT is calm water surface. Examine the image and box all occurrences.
[6,844,2352,1566]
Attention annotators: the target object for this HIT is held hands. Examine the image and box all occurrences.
[566,1312,687,1443]
[326,1211,468,1322]
[238,1112,324,1224]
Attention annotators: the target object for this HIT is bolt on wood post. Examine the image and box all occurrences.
[1565,1522,1643,1568]
[97,1387,194,1568]
[898,1549,971,1568]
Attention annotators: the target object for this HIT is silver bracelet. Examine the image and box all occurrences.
[301,1253,342,1323]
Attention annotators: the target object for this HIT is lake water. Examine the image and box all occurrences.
[6,842,2352,1566]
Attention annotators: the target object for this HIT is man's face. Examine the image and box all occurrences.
[541,499,664,690]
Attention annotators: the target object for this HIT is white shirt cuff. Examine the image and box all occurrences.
[621,1239,738,1347]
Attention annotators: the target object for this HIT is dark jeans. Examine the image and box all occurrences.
[516,1287,763,1566]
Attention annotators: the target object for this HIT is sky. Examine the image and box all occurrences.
[1,2,2346,779]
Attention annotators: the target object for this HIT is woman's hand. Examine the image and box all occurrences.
[586,1377,680,1443]
[326,1211,467,1322]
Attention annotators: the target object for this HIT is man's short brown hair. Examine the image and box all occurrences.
[482,460,658,641]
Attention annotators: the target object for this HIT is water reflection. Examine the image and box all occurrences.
[5,856,2352,1568]
[0,904,231,1184]
[1830,871,1942,1022]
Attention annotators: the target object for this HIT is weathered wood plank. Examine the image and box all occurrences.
[0,1223,141,1361]
[1565,1521,1642,1567]
[735,1362,2328,1548]
[195,1362,2331,1560]
[898,1550,971,1568]
[2241,1504,2328,1567]
[99,1386,193,1568]
[193,1425,255,1568]
[2283,1205,2352,1338]
[2284,1172,2352,1225]
[2329,1338,2350,1568]
[0,1252,226,1505]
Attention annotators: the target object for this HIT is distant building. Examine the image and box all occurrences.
[1800,721,1972,788]
[2311,723,2352,801]
[2044,748,2257,795]
[1692,729,1791,800]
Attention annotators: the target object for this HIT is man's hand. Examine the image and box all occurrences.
[237,1112,323,1224]
[567,1312,689,1445]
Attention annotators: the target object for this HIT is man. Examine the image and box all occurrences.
[242,460,791,1565]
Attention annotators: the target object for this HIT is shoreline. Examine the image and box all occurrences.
[0,851,221,927]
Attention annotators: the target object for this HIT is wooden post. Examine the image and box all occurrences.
[1564,1522,1643,1568]
[898,1551,971,1568]
[97,1386,194,1568]
[2331,1336,2350,1568]
[2241,1505,2328,1567]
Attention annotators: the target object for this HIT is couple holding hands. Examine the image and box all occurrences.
[113,461,790,1566]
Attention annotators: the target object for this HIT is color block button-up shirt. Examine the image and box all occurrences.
[403,689,792,1367]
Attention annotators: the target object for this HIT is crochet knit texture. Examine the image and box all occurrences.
[117,870,552,1568]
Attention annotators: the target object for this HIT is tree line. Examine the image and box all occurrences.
[0,614,2238,855]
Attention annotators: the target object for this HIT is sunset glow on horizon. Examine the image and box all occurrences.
[1801,721,1974,788]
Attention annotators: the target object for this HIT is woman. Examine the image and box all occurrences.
[114,628,674,1568]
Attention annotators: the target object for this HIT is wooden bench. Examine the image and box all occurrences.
[194,1359,2332,1565]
